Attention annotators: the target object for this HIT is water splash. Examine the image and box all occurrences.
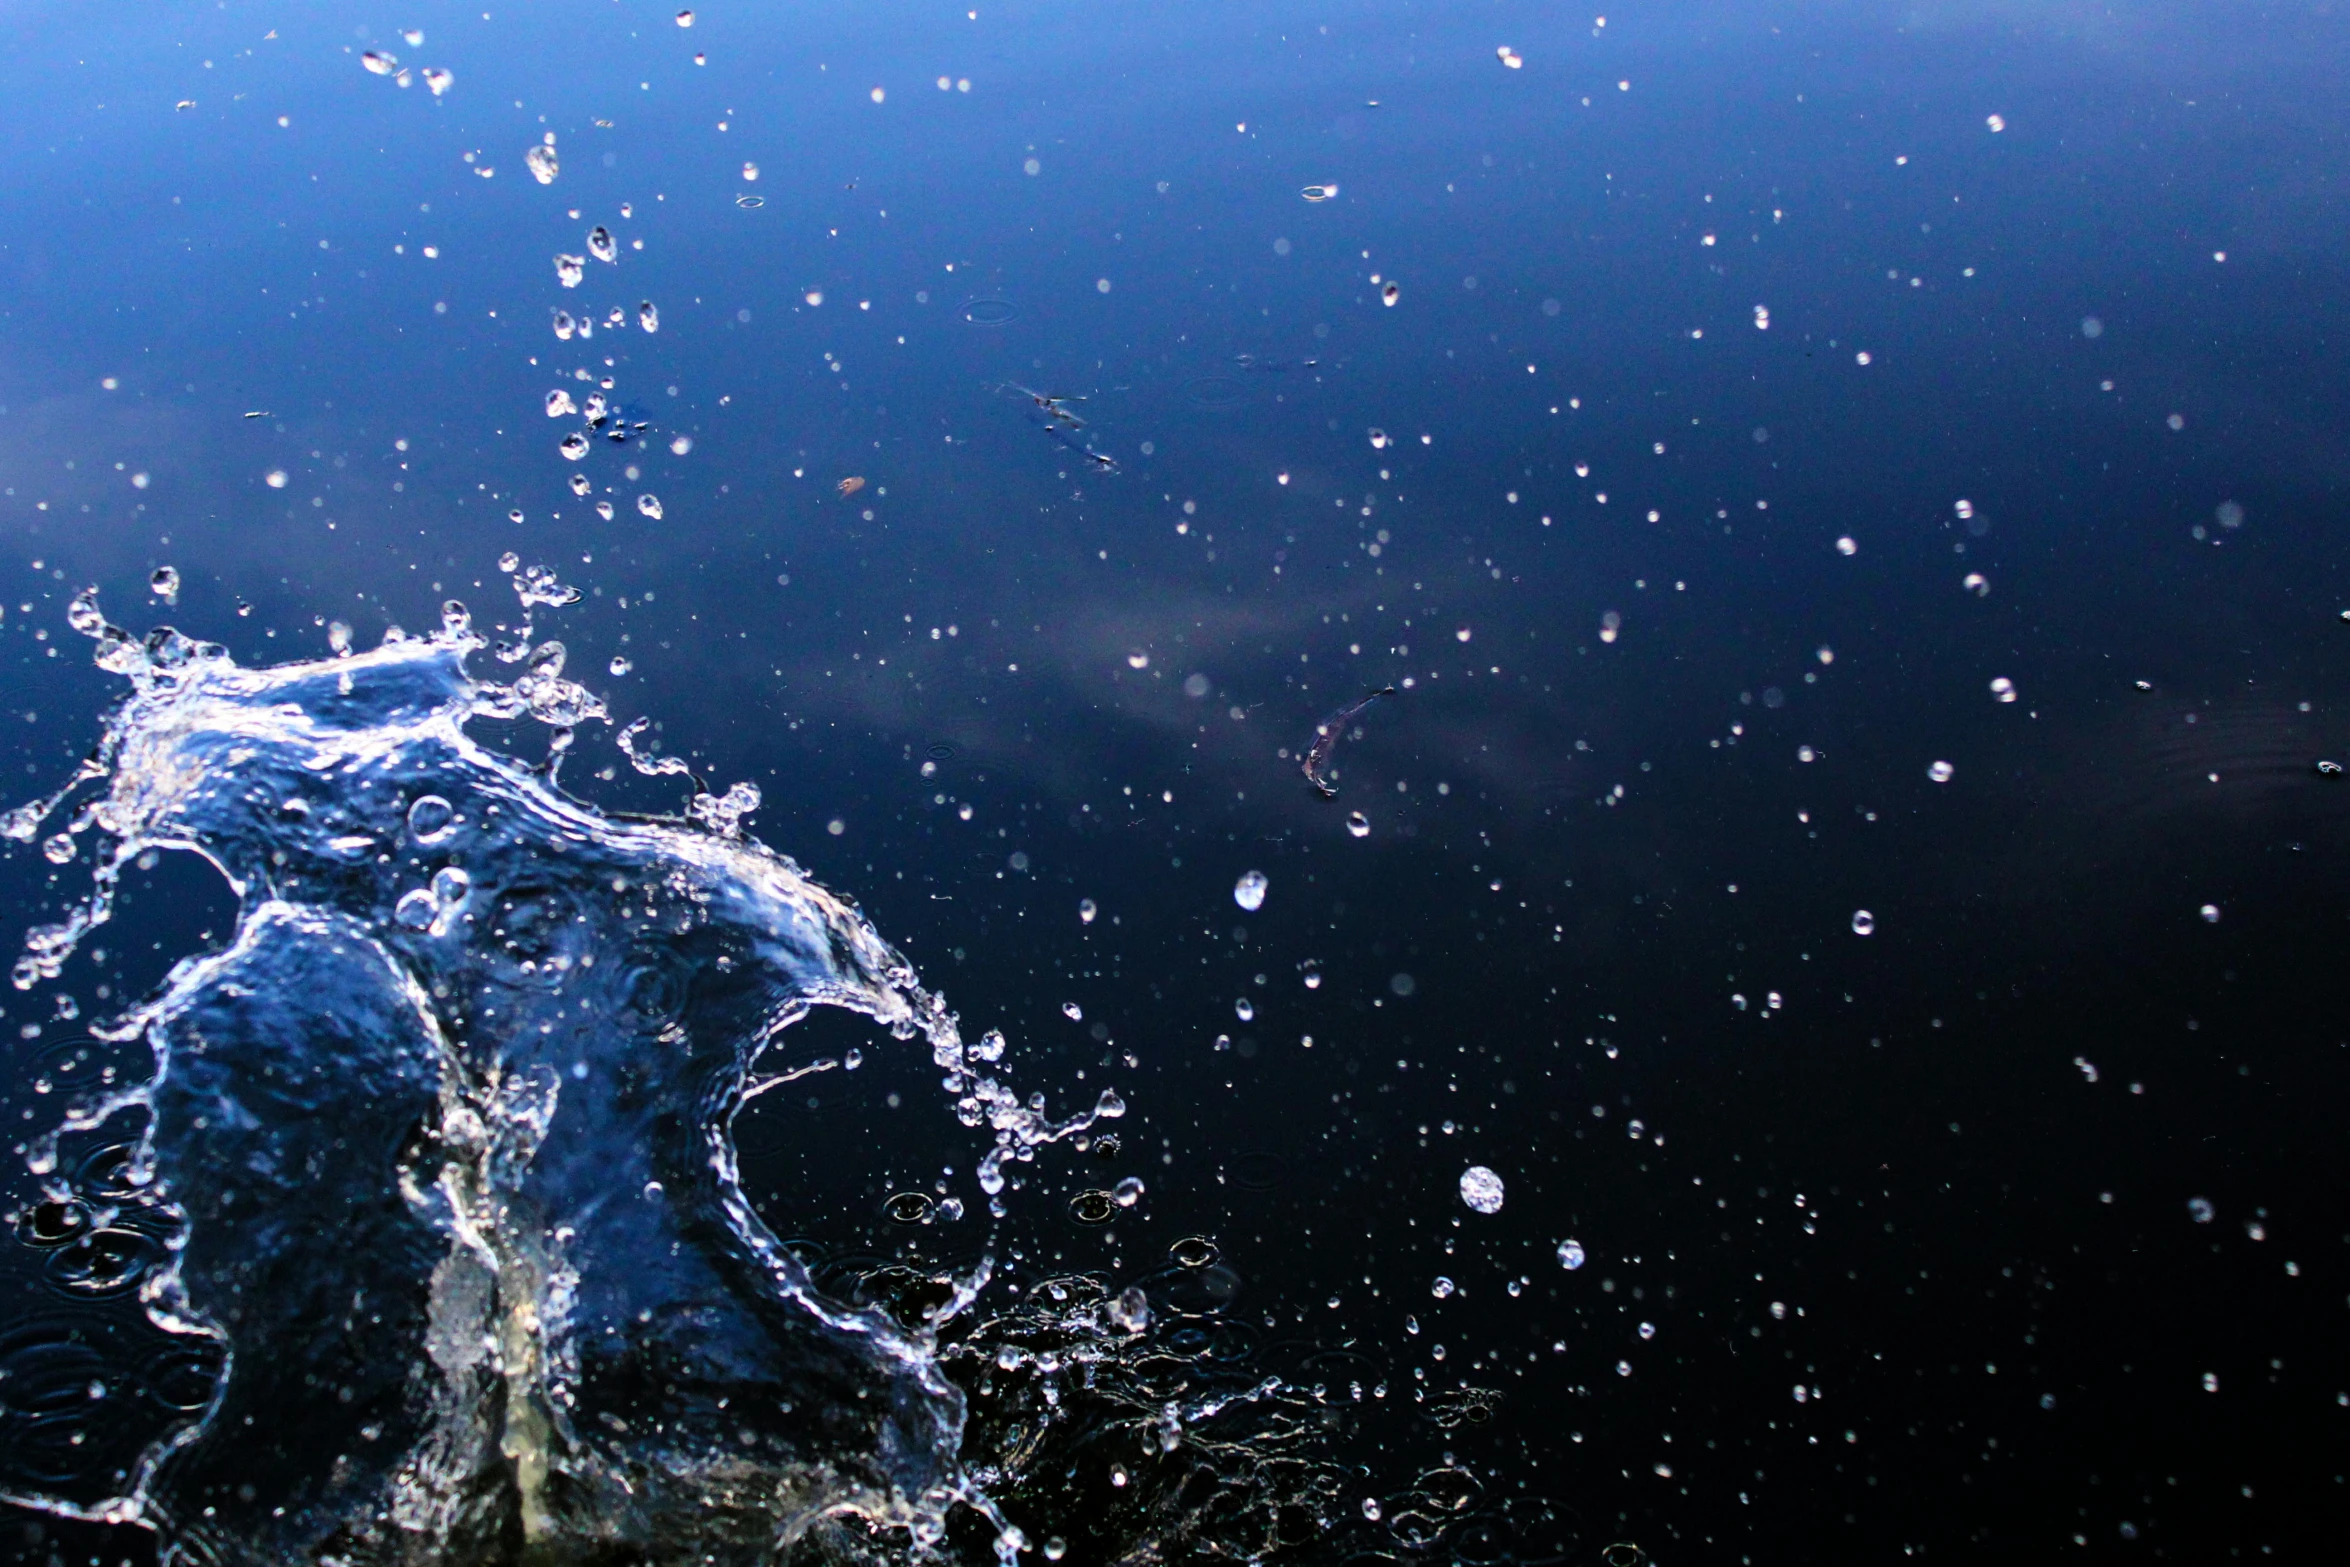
[0,586,1139,1563]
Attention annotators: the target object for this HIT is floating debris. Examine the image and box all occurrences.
[1302,686,1396,798]
[994,383,1121,472]
[837,476,866,498]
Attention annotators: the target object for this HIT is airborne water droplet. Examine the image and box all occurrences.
[1459,1165,1506,1215]
[554,254,585,289]
[1927,760,1955,783]
[526,142,559,185]
[545,389,577,418]
[560,433,589,460]
[1558,1238,1587,1270]
[361,50,399,76]
[1346,812,1370,838]
[1851,909,1876,936]
[1077,899,1097,925]
[637,494,663,520]
[638,300,660,333]
[1232,869,1268,911]
[587,227,618,264]
[422,67,452,96]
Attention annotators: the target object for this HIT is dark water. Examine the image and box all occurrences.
[4,2,2349,1562]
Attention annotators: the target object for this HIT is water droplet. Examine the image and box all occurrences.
[1989,677,2017,703]
[2215,500,2244,529]
[1233,996,1254,1022]
[546,389,577,418]
[639,300,660,332]
[1382,281,1401,306]
[2199,903,2221,923]
[1062,1001,1083,1021]
[422,67,453,95]
[149,566,180,604]
[552,310,576,340]
[884,1191,933,1224]
[1431,1275,1456,1298]
[525,142,559,185]
[741,161,759,182]
[1300,183,1339,201]
[1107,1286,1150,1333]
[735,194,765,209]
[361,50,400,76]
[560,433,589,460]
[1558,1238,1587,1270]
[669,435,692,456]
[1301,960,1322,989]
[41,832,75,865]
[675,8,695,25]
[395,887,438,929]
[587,227,617,264]
[1389,972,1416,997]
[1126,649,1149,669]
[1077,899,1097,924]
[1346,811,1370,838]
[554,253,585,289]
[1183,672,1210,698]
[569,473,592,497]
[1367,428,1389,449]
[1851,909,1876,936]
[1964,573,1990,596]
[1232,869,1268,911]
[637,494,663,520]
[2188,1196,2215,1223]
[1928,759,1955,783]
[1835,536,1857,555]
[1459,1165,1505,1214]
[265,469,289,488]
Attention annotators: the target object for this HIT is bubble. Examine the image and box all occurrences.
[546,389,578,418]
[1989,677,2017,703]
[2080,315,2103,338]
[265,469,289,489]
[637,494,663,520]
[526,142,559,185]
[407,794,456,844]
[735,194,765,209]
[1346,812,1370,838]
[1389,972,1416,998]
[1113,1176,1144,1207]
[1851,909,1876,936]
[884,1191,933,1224]
[2188,1196,2214,1223]
[587,226,617,264]
[961,298,1019,325]
[2199,903,2221,923]
[1126,649,1149,670]
[639,300,660,332]
[560,433,589,460]
[1022,157,1041,175]
[395,887,438,929]
[1928,759,1955,783]
[361,50,399,76]
[1069,1190,1116,1224]
[555,253,585,289]
[42,832,75,865]
[1183,672,1211,698]
[1077,899,1097,925]
[1232,869,1268,911]
[1170,1235,1219,1268]
[1558,1238,1587,1270]
[1459,1166,1505,1215]
[422,67,453,96]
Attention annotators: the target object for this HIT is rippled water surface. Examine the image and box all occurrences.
[5,3,2350,1562]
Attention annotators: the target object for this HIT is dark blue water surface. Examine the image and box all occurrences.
[5,1,2350,1561]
